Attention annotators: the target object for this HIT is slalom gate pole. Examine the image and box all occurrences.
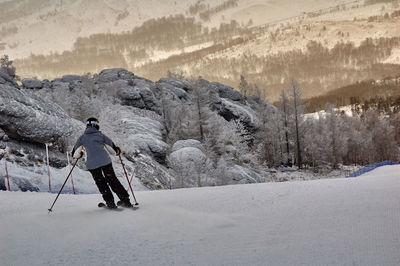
[129,168,135,186]
[48,158,80,213]
[118,154,139,205]
[46,143,51,193]
[5,160,10,191]
[66,152,76,194]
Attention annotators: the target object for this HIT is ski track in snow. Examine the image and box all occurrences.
[1,165,400,266]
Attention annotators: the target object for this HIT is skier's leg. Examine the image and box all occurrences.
[102,163,131,205]
[89,167,116,207]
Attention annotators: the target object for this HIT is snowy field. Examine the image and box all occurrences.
[1,165,400,266]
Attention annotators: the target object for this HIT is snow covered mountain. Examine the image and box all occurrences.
[1,164,399,265]
[1,0,354,59]
[4,0,400,101]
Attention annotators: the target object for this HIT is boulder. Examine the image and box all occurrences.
[171,139,204,153]
[226,165,260,184]
[51,80,70,91]
[0,71,17,86]
[215,98,258,131]
[117,79,160,114]
[97,68,135,83]
[168,147,207,187]
[22,78,43,89]
[42,79,51,89]
[157,82,189,100]
[155,78,194,102]
[209,81,246,103]
[61,75,82,83]
[128,134,168,164]
[124,151,173,190]
[169,147,207,167]
[0,83,82,145]
[99,106,167,164]
[10,176,40,192]
[157,78,192,92]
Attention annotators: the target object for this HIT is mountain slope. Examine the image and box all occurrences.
[1,165,400,266]
[8,0,400,101]
[0,0,357,59]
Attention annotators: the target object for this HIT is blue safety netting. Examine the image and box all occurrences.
[347,160,400,178]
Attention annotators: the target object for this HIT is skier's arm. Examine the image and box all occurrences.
[71,136,83,157]
[102,134,121,155]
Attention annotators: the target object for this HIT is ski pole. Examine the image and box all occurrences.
[5,160,10,191]
[125,168,136,193]
[46,143,51,192]
[66,152,76,194]
[118,154,139,205]
[48,158,80,213]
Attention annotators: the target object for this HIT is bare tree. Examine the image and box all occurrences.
[238,75,249,96]
[291,79,304,169]
[279,90,291,165]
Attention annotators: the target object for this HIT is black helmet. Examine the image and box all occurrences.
[86,117,99,130]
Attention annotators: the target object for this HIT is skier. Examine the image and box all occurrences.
[72,117,133,209]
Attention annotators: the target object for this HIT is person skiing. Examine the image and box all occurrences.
[72,117,133,209]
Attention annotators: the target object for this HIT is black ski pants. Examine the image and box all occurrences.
[89,163,129,204]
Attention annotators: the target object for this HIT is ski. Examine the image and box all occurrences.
[98,202,123,211]
[117,200,139,210]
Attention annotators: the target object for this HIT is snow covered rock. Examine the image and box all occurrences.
[116,79,160,114]
[0,71,18,86]
[171,139,204,153]
[157,78,192,92]
[9,175,40,192]
[97,68,135,83]
[61,74,83,83]
[128,134,168,164]
[209,81,246,103]
[99,106,167,164]
[0,127,5,140]
[169,147,207,166]
[156,78,192,100]
[215,98,258,132]
[22,78,43,89]
[50,80,71,91]
[124,151,173,190]
[0,68,271,191]
[226,165,260,184]
[168,147,207,187]
[0,83,82,145]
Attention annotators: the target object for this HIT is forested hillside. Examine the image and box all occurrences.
[10,0,400,101]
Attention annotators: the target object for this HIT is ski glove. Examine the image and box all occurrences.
[116,147,121,155]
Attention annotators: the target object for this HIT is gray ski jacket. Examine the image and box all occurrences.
[72,127,118,170]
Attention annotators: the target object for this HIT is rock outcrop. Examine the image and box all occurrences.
[22,78,43,89]
[0,77,82,146]
[0,68,271,191]
[171,139,204,153]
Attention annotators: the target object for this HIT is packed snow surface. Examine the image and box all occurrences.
[1,165,400,266]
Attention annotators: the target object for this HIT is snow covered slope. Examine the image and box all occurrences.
[1,0,366,59]
[1,165,400,265]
